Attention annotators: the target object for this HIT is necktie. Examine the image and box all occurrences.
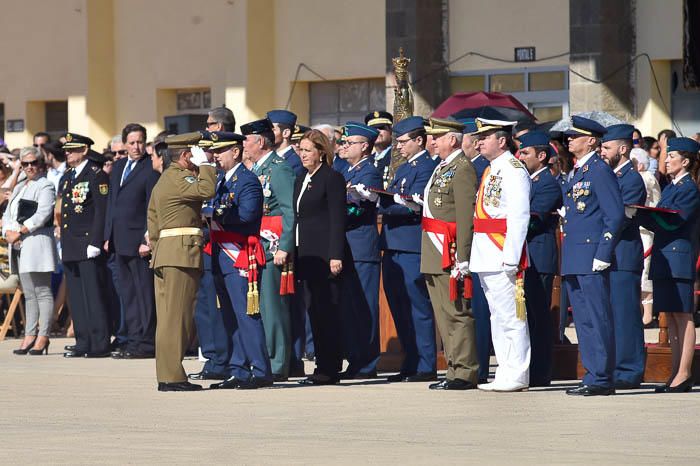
[122,160,134,185]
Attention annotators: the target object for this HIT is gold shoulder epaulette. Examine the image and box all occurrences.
[509,158,524,169]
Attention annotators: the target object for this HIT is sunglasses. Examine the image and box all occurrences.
[21,160,40,167]
[115,149,128,155]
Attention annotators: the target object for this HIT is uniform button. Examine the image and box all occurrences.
[64,204,68,207]
[566,206,570,210]
[63,224,67,228]
[63,214,67,218]
[562,233,567,237]
[567,193,571,197]
[672,247,677,251]
[586,238,590,243]
[85,233,89,236]
[563,219,567,224]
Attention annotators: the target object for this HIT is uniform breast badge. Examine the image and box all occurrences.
[74,205,84,214]
[71,181,89,207]
[484,175,502,207]
[434,196,442,208]
[99,184,109,195]
[576,201,586,212]
[184,176,196,184]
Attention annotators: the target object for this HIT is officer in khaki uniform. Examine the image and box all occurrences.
[147,132,217,392]
[420,118,479,390]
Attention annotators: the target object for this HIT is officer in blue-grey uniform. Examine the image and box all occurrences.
[561,116,624,396]
[459,118,492,383]
[518,131,562,386]
[340,121,383,378]
[378,116,439,382]
[365,111,393,187]
[267,110,304,177]
[639,137,700,393]
[599,123,647,389]
[204,131,272,390]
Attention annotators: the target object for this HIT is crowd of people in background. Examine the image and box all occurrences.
[2,105,700,395]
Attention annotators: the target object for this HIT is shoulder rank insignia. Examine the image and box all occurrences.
[583,165,589,173]
[509,159,524,169]
[603,232,613,240]
[184,176,196,184]
[99,184,109,195]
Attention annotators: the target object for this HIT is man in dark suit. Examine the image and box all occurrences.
[60,133,112,358]
[104,123,160,358]
[518,131,563,386]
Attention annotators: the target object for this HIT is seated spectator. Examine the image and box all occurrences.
[3,147,59,355]
[641,136,660,174]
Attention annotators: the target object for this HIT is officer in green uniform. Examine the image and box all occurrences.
[241,118,296,381]
[420,117,479,390]
[147,132,217,392]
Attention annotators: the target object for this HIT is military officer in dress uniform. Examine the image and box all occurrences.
[468,119,531,393]
[238,118,296,381]
[459,118,492,383]
[365,111,393,187]
[378,116,439,382]
[340,122,383,378]
[518,131,563,386]
[600,123,647,389]
[205,131,273,390]
[268,110,304,177]
[421,117,479,390]
[147,131,216,392]
[61,133,112,358]
[561,116,625,397]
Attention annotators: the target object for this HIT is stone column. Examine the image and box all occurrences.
[569,0,636,120]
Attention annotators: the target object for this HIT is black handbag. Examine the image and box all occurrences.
[16,199,38,224]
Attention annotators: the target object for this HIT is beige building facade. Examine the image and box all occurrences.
[0,0,695,149]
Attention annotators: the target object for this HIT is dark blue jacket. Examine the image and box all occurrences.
[333,155,349,173]
[342,157,381,262]
[611,161,646,273]
[211,165,263,273]
[104,156,160,256]
[527,168,562,275]
[471,154,490,185]
[372,146,392,178]
[640,173,700,280]
[561,153,625,275]
[279,146,304,177]
[378,150,437,253]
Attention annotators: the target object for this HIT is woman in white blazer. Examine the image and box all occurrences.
[3,147,58,355]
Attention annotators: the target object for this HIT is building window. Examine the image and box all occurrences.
[449,66,569,122]
[310,78,385,126]
[45,101,68,141]
[176,89,211,114]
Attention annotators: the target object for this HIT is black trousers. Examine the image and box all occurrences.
[64,257,111,353]
[115,254,156,354]
[300,258,343,378]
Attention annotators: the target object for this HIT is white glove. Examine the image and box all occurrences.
[503,263,518,276]
[86,245,101,259]
[354,183,378,202]
[456,261,470,279]
[592,259,611,272]
[411,193,424,206]
[393,193,420,212]
[624,206,637,218]
[190,146,209,167]
[557,206,566,218]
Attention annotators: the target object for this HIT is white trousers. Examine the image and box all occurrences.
[479,271,531,385]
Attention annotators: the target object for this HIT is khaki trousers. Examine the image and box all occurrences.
[425,274,479,383]
[154,266,201,383]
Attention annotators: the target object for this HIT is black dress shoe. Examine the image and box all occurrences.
[387,373,410,382]
[237,376,274,390]
[210,376,247,390]
[404,372,438,383]
[429,379,448,390]
[85,351,111,358]
[188,370,229,381]
[656,378,693,393]
[120,351,155,359]
[298,375,339,386]
[614,380,641,390]
[566,384,615,396]
[64,350,87,358]
[158,381,202,392]
[340,370,377,380]
[111,349,125,358]
[272,373,288,382]
[64,344,76,351]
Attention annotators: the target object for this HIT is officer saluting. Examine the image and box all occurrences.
[147,132,216,392]
[561,116,624,397]
[61,133,112,358]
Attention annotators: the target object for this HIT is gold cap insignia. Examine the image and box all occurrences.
[65,133,73,142]
[210,133,218,141]
[374,111,379,118]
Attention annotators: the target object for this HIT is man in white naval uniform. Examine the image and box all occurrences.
[469,118,532,392]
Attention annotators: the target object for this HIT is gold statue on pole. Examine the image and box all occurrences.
[387,48,414,185]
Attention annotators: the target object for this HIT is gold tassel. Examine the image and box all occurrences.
[515,277,526,321]
[247,282,254,314]
[247,281,260,315]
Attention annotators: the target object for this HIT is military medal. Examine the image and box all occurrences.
[434,197,442,207]
[74,205,83,214]
[576,201,586,212]
[400,178,406,193]
[263,188,271,197]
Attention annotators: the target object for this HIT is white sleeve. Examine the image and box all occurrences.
[502,166,531,266]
